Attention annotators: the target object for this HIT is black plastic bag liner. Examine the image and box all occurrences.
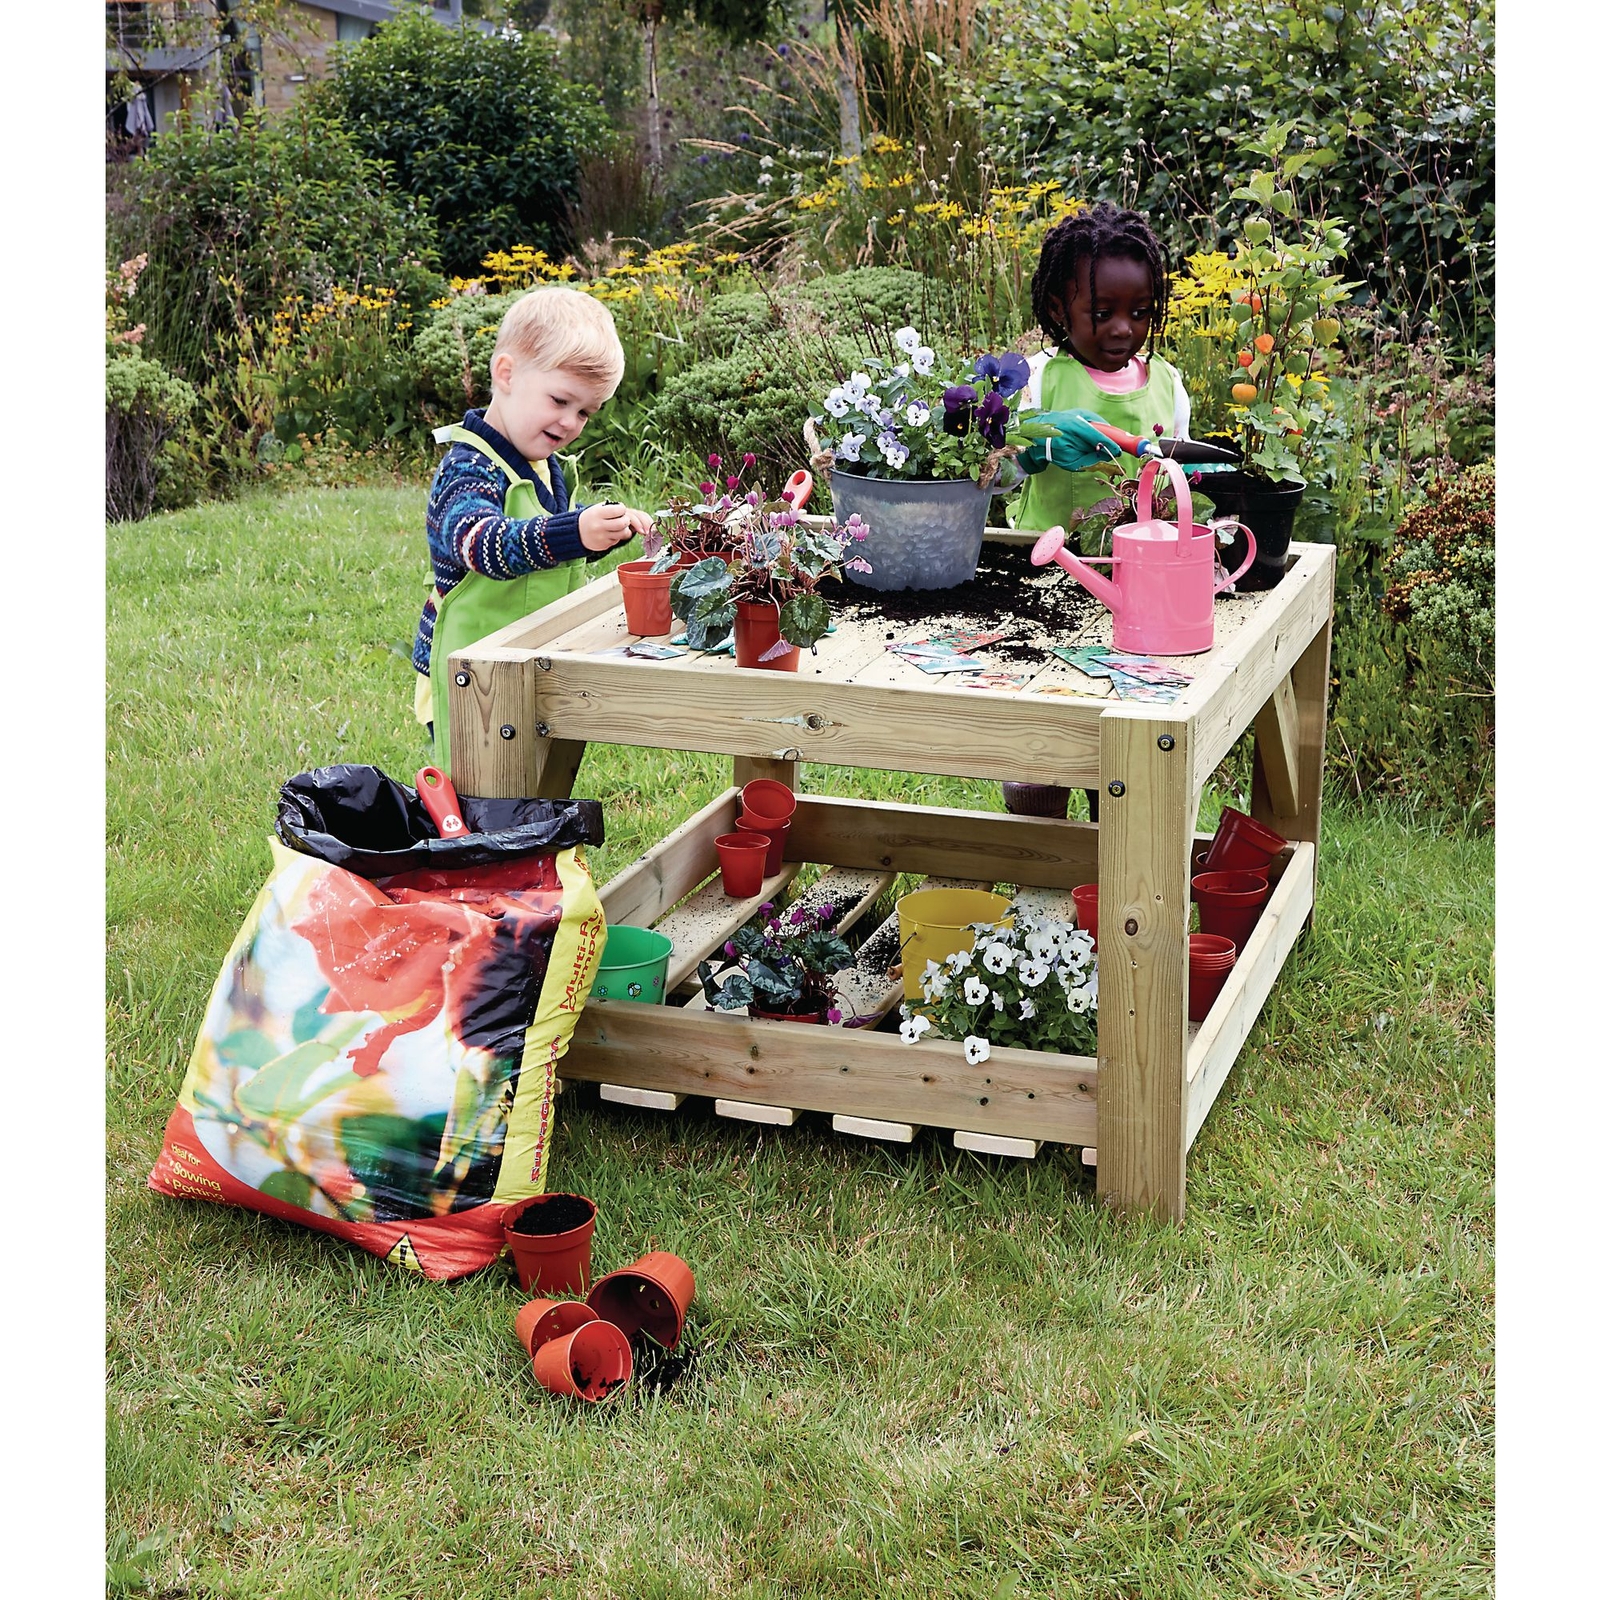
[276,764,604,878]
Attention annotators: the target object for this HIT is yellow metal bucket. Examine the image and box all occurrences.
[896,888,1014,1000]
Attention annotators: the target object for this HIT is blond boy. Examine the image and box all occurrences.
[413,286,653,761]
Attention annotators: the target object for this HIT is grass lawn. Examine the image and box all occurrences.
[108,485,1493,1599]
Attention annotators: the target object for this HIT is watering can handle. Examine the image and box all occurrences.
[1136,455,1194,541]
[1211,520,1257,591]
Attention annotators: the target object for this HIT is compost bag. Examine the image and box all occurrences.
[149,766,607,1280]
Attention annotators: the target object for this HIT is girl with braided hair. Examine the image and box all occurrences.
[1003,203,1196,823]
[1011,202,1194,539]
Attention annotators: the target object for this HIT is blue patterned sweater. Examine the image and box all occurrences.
[411,408,597,676]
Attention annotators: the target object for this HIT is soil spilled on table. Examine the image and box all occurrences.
[819,541,1104,668]
[509,1194,595,1236]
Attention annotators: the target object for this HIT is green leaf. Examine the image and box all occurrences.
[779,592,831,650]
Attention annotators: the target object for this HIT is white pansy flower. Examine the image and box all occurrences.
[992,992,1006,1013]
[759,153,774,168]
[883,440,909,470]
[926,968,951,1000]
[836,432,865,462]
[962,975,989,1006]
[1024,928,1055,959]
[845,371,871,398]
[1017,956,1049,988]
[895,362,912,378]
[1067,988,1090,1013]
[905,400,931,427]
[1019,997,1037,1019]
[921,958,943,990]
[899,1013,932,1043]
[894,326,921,352]
[823,388,849,418]
[963,1035,991,1065]
[860,393,884,420]
[948,949,973,974]
[982,943,1015,976]
[911,345,936,375]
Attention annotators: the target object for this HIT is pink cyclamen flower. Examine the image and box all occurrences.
[826,1007,842,1024]
[781,489,795,502]
[699,480,715,495]
[743,452,756,466]
[708,453,722,469]
[727,475,740,490]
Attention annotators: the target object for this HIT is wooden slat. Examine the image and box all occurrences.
[1184,544,1335,797]
[598,789,737,929]
[787,795,1100,889]
[599,1084,684,1111]
[1010,885,1082,925]
[834,1115,919,1142]
[1185,842,1315,1148]
[653,864,805,993]
[954,1131,1042,1159]
[1096,707,1194,1223]
[715,1099,801,1126]
[528,653,1104,786]
[1252,669,1301,819]
[562,1005,1099,1143]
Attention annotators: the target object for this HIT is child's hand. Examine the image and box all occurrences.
[578,502,636,552]
[624,506,655,542]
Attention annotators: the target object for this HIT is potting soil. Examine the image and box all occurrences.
[509,1193,595,1236]
[148,765,608,1281]
[631,1330,699,1397]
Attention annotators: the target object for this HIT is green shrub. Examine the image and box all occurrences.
[114,103,444,386]
[795,267,955,335]
[106,351,203,522]
[409,292,520,410]
[651,349,828,476]
[692,290,779,358]
[971,0,1494,347]
[1382,461,1494,687]
[318,9,610,276]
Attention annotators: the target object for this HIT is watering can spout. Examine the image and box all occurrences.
[1030,525,1122,613]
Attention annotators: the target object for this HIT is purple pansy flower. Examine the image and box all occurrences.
[942,383,978,435]
[975,389,1010,447]
[974,351,1031,398]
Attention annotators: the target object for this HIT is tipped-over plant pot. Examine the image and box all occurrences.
[733,602,800,671]
[740,778,796,822]
[716,832,769,897]
[586,1251,696,1350]
[502,1193,597,1296]
[1205,807,1288,873]
[515,1298,598,1360]
[532,1319,633,1402]
[616,560,674,636]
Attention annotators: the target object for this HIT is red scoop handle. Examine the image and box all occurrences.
[416,766,470,838]
[783,469,814,509]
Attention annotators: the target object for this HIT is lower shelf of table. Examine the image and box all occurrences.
[562,789,1315,1154]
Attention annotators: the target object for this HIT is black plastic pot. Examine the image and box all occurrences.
[1198,471,1305,592]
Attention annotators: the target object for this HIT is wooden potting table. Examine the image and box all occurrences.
[448,538,1335,1223]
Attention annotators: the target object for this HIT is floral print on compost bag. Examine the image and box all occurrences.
[183,844,564,1224]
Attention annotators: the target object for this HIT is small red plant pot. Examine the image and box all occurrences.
[586,1251,696,1350]
[716,832,769,898]
[1070,883,1099,947]
[1192,870,1271,951]
[1188,933,1237,1023]
[736,813,789,876]
[733,602,799,671]
[532,1319,633,1403]
[1204,807,1288,873]
[740,778,797,823]
[751,1007,826,1024]
[514,1298,598,1361]
[616,560,674,637]
[502,1193,598,1296]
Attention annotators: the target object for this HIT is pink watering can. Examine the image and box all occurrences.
[1031,456,1255,656]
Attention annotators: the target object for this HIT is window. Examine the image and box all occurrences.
[336,17,374,43]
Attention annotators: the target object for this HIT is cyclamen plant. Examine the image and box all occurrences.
[699,898,856,1021]
[642,451,766,571]
[899,909,1098,1062]
[815,327,1033,483]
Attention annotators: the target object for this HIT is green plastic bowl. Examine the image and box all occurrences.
[593,925,673,1004]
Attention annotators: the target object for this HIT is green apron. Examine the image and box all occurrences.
[424,425,586,774]
[1013,353,1181,535]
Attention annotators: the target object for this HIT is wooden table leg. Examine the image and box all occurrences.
[1096,708,1194,1223]
[734,756,798,791]
[449,647,586,799]
[1250,615,1332,917]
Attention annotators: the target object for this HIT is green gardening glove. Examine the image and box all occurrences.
[1016,409,1122,474]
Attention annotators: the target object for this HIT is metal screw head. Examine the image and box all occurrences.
[1157,734,1175,751]
[499,724,516,740]
[1107,780,1127,798]
[534,721,550,737]
[535,657,552,671]
[454,671,471,688]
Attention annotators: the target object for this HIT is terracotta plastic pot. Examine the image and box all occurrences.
[716,832,769,898]
[1070,884,1099,948]
[532,1319,634,1402]
[733,602,799,671]
[515,1297,598,1360]
[740,778,797,822]
[736,813,788,876]
[751,1007,827,1024]
[1001,781,1070,818]
[1205,807,1287,872]
[1188,933,1237,1023]
[1192,870,1271,951]
[586,1251,696,1350]
[502,1193,597,1296]
[616,560,674,637]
